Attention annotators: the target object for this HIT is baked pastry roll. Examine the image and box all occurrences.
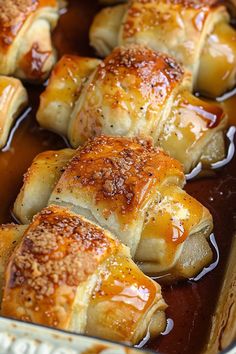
[14,136,213,279]
[37,55,101,136]
[0,0,59,82]
[0,205,167,344]
[37,47,226,173]
[0,76,28,148]
[90,0,236,97]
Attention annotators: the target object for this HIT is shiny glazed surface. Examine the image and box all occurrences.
[0,0,57,50]
[2,205,119,328]
[0,1,235,354]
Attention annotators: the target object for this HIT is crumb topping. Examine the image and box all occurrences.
[8,206,116,299]
[95,45,184,108]
[58,136,183,215]
[98,45,183,87]
[0,0,38,26]
[75,136,158,206]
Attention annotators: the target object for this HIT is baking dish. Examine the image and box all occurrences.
[0,1,235,353]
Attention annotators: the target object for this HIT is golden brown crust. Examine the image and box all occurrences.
[1,205,167,343]
[50,55,100,100]
[98,45,184,84]
[96,44,184,102]
[0,0,57,50]
[109,0,229,85]
[129,0,219,10]
[54,136,184,219]
[1,205,119,328]
[69,45,185,147]
[123,0,219,40]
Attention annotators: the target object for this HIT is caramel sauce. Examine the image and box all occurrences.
[93,255,157,313]
[182,91,225,129]
[19,43,51,80]
[144,211,187,245]
[143,186,206,246]
[0,1,235,353]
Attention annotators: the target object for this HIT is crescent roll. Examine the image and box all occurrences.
[0,0,59,82]
[14,136,213,279]
[0,76,28,148]
[0,205,167,344]
[90,0,236,97]
[37,46,226,173]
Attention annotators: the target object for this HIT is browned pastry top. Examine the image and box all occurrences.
[129,0,219,10]
[124,0,222,40]
[55,136,184,219]
[96,45,184,104]
[2,205,119,328]
[0,0,57,49]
